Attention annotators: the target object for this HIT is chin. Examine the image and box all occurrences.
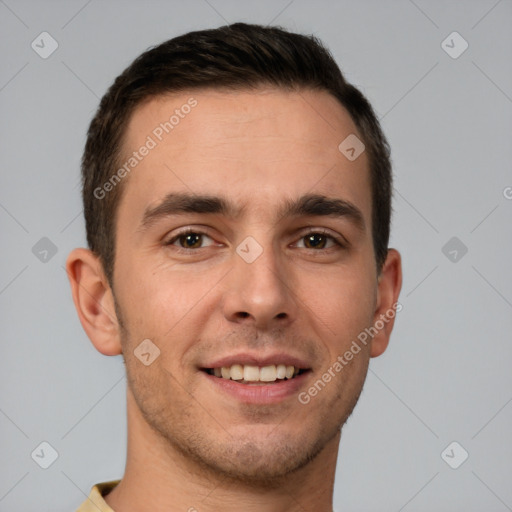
[174,426,333,488]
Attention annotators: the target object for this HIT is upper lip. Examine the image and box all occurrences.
[201,352,312,370]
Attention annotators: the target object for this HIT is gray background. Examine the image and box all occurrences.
[1,0,511,510]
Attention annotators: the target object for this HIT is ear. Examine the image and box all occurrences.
[65,248,122,356]
[370,248,402,358]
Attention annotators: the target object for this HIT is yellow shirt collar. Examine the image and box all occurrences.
[75,480,120,512]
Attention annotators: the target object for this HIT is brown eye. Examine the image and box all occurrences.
[304,233,328,249]
[166,230,215,250]
[178,232,203,249]
[297,231,341,250]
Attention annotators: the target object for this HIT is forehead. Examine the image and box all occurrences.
[117,87,371,227]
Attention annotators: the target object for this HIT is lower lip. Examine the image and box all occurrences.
[201,371,311,404]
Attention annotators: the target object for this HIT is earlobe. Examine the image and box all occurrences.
[369,248,403,358]
[65,248,122,356]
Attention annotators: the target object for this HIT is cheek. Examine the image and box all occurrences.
[296,263,376,341]
[118,260,223,349]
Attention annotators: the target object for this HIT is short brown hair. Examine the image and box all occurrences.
[82,22,392,285]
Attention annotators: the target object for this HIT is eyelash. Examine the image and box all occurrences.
[164,228,346,252]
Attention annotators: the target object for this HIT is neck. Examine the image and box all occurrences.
[104,389,340,512]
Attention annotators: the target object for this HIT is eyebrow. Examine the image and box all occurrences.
[138,192,366,233]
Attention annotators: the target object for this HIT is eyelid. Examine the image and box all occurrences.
[164,227,217,249]
[294,227,348,248]
[164,226,348,251]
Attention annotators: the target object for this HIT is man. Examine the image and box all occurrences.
[67,22,402,512]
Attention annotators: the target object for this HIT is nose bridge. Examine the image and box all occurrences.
[222,234,294,326]
[239,238,281,290]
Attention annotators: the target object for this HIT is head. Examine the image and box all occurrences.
[68,22,401,487]
[82,22,392,285]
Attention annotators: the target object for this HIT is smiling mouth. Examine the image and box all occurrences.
[202,364,310,384]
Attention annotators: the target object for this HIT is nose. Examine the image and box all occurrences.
[221,239,297,330]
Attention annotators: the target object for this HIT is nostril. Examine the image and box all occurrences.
[237,312,250,318]
[276,312,287,319]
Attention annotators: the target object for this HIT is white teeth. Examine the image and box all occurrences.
[230,364,244,381]
[211,364,303,382]
[260,365,277,382]
[243,365,260,381]
[276,364,287,379]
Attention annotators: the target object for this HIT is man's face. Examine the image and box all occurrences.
[112,88,379,483]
